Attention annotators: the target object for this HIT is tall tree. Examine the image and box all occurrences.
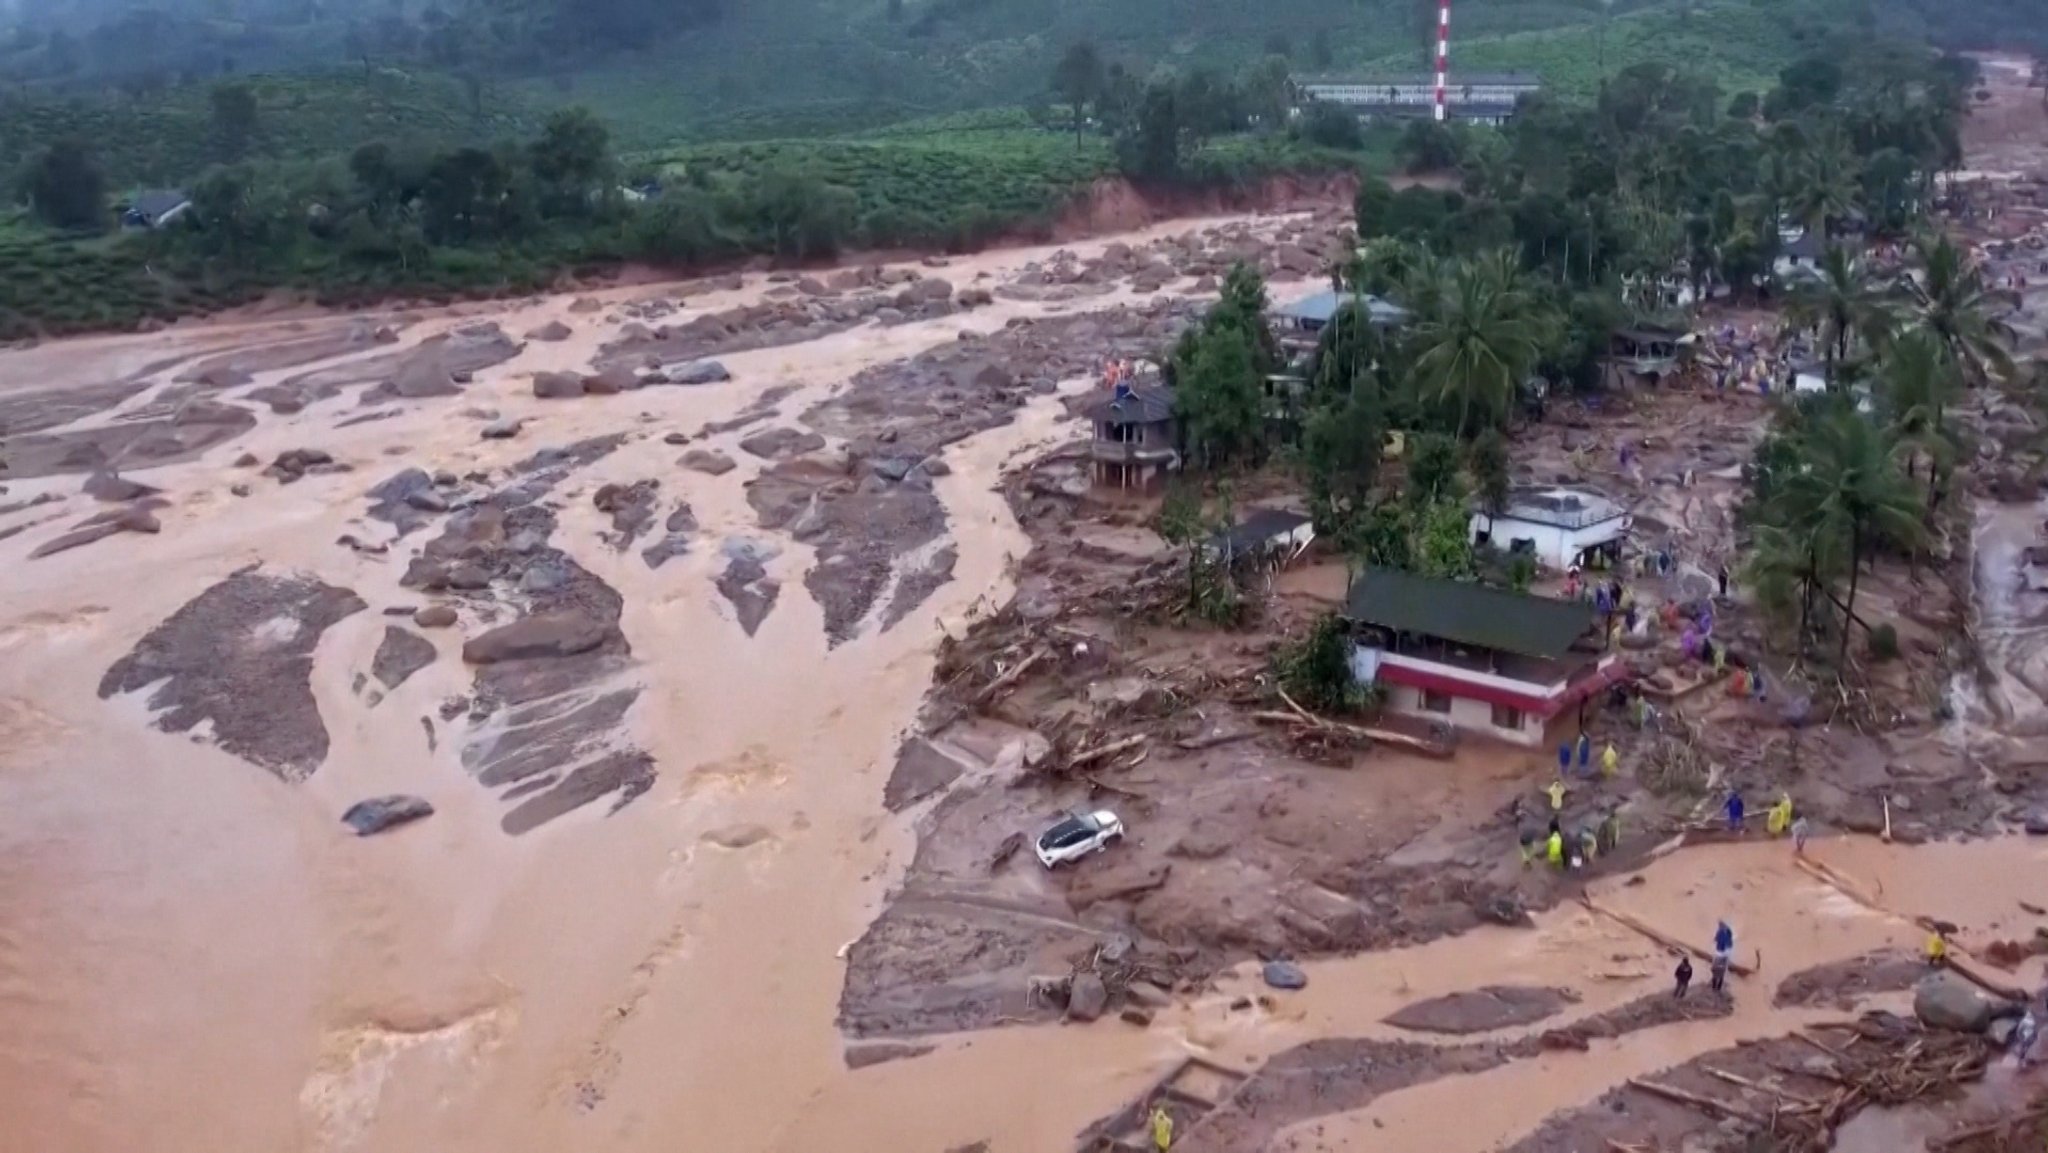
[1174,326,1264,470]
[1787,127,1861,239]
[1774,404,1925,665]
[1784,244,1893,384]
[1898,232,2016,386]
[209,81,260,162]
[529,106,613,219]
[1051,42,1105,149]
[1406,251,1555,435]
[1876,328,1962,516]
[20,139,106,231]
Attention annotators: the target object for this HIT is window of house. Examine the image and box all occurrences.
[1491,704,1525,730]
[1422,689,1453,714]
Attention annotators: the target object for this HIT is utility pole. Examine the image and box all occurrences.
[1435,0,1449,121]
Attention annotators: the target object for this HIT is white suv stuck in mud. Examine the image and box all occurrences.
[1034,810,1125,868]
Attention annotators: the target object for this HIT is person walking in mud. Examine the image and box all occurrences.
[1709,950,1730,996]
[1725,790,1746,833]
[1673,954,1694,999]
[1792,813,1810,855]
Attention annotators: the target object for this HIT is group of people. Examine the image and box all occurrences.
[1720,788,1809,852]
[1672,919,1738,999]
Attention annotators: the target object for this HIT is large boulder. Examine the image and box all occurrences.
[526,320,573,342]
[1915,973,1996,1033]
[533,371,585,399]
[1066,972,1108,1022]
[1263,960,1309,991]
[341,795,434,836]
[664,360,732,386]
[681,448,736,476]
[83,471,159,502]
[582,365,641,395]
[461,611,616,664]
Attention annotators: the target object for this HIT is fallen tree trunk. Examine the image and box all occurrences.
[1929,1102,2048,1151]
[1582,897,1757,975]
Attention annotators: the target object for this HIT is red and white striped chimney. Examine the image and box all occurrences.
[1434,0,1450,122]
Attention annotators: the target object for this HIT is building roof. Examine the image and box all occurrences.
[1273,290,1410,327]
[1300,72,1541,88]
[1209,507,1313,554]
[128,190,189,220]
[1495,486,1626,530]
[1343,567,1596,661]
[1082,383,1175,425]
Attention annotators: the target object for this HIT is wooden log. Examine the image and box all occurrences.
[1628,1078,1763,1124]
[1069,734,1147,770]
[977,649,1045,703]
[1704,1067,1822,1107]
[1582,898,1757,976]
[1175,730,1256,751]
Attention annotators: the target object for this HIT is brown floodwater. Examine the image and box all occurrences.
[3,208,2047,1153]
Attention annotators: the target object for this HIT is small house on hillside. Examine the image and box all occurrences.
[122,190,191,230]
[1775,230,1826,281]
[1601,326,1686,390]
[1085,381,1179,492]
[1342,568,1628,748]
[1471,485,1630,571]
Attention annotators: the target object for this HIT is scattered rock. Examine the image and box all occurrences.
[568,297,603,313]
[1067,973,1109,1022]
[681,448,736,475]
[1263,961,1309,991]
[230,483,251,497]
[461,610,618,664]
[1915,973,1996,1033]
[519,561,569,593]
[83,471,159,502]
[701,823,774,849]
[2026,810,2048,836]
[341,795,434,836]
[481,418,523,440]
[663,432,690,446]
[372,626,437,690]
[739,427,827,459]
[1119,1007,1154,1027]
[843,1042,935,1070]
[265,448,337,484]
[582,365,641,395]
[662,359,732,386]
[414,605,458,629]
[405,488,449,513]
[526,320,573,342]
[533,371,585,399]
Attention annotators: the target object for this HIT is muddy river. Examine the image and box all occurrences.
[1,203,2045,1153]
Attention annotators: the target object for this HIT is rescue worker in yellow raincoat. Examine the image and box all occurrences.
[1926,930,1949,968]
[1601,742,1620,778]
[1766,793,1794,837]
[1546,828,1565,868]
[1151,1106,1174,1152]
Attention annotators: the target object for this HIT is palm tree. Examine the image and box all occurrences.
[1899,232,2017,386]
[1774,405,1925,666]
[1787,128,1862,241]
[1406,250,1554,436]
[1876,329,1962,515]
[1784,245,1894,384]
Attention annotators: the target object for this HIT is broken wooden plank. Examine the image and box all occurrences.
[977,649,1045,703]
[1704,1067,1822,1108]
[1174,730,1256,751]
[1069,734,1147,770]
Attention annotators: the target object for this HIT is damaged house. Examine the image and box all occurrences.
[1342,568,1629,748]
[1085,381,1180,492]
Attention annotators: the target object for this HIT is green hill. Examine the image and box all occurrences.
[0,70,540,189]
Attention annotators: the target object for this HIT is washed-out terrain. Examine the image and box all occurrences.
[4,56,2048,1153]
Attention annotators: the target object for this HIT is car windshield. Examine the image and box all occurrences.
[1039,817,1094,848]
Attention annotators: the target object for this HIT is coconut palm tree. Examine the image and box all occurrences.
[1773,404,1925,666]
[1784,245,1895,384]
[1406,250,1555,436]
[1876,329,1963,515]
[1899,232,2017,386]
[1787,128,1862,241]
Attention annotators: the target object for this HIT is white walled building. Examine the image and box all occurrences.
[1343,568,1628,748]
[1471,486,1630,572]
[1296,72,1541,125]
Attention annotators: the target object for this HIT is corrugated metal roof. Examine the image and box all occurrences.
[1274,290,1410,327]
[1209,508,1313,554]
[1343,567,1595,661]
